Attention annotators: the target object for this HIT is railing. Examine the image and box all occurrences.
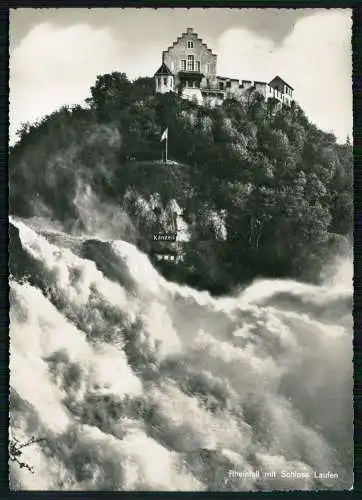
[201,87,225,94]
[178,69,203,75]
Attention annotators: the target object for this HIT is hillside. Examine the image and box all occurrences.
[9,72,353,294]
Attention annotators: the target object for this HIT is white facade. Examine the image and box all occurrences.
[181,87,204,105]
[154,28,294,108]
[155,74,174,94]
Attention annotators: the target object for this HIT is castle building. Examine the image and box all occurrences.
[154,28,294,107]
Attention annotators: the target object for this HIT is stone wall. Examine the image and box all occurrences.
[182,87,204,105]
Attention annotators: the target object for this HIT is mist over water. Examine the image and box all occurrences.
[9,213,353,491]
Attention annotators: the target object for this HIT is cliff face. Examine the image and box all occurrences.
[123,189,227,243]
[123,189,191,241]
[9,73,352,293]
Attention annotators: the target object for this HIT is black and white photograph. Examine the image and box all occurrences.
[9,7,353,491]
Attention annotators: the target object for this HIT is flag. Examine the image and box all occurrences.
[160,128,168,142]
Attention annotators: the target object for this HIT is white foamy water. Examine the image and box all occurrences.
[9,217,353,491]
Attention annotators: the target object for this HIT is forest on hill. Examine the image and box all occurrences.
[9,72,353,294]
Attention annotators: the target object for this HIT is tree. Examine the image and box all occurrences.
[9,436,46,473]
[15,122,31,141]
[9,69,353,293]
[86,72,132,121]
[131,76,154,99]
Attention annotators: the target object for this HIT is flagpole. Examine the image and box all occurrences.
[165,132,168,163]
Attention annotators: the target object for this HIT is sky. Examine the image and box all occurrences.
[9,8,353,145]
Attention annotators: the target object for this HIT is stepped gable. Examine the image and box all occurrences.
[162,27,216,60]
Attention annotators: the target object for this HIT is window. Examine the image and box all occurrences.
[163,77,167,86]
[187,54,194,71]
[187,40,194,49]
[206,63,211,73]
[226,81,231,88]
[170,61,175,71]
[196,61,201,72]
[180,60,186,71]
[219,81,224,90]
[156,78,159,89]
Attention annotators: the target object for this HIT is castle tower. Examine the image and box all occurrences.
[154,62,174,94]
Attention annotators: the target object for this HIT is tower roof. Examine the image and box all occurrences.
[269,75,294,90]
[154,63,173,76]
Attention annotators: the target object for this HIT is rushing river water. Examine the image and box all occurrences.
[9,216,353,491]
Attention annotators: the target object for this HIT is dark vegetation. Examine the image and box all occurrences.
[9,436,46,473]
[9,72,352,293]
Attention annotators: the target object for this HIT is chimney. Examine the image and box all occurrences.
[186,28,193,34]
